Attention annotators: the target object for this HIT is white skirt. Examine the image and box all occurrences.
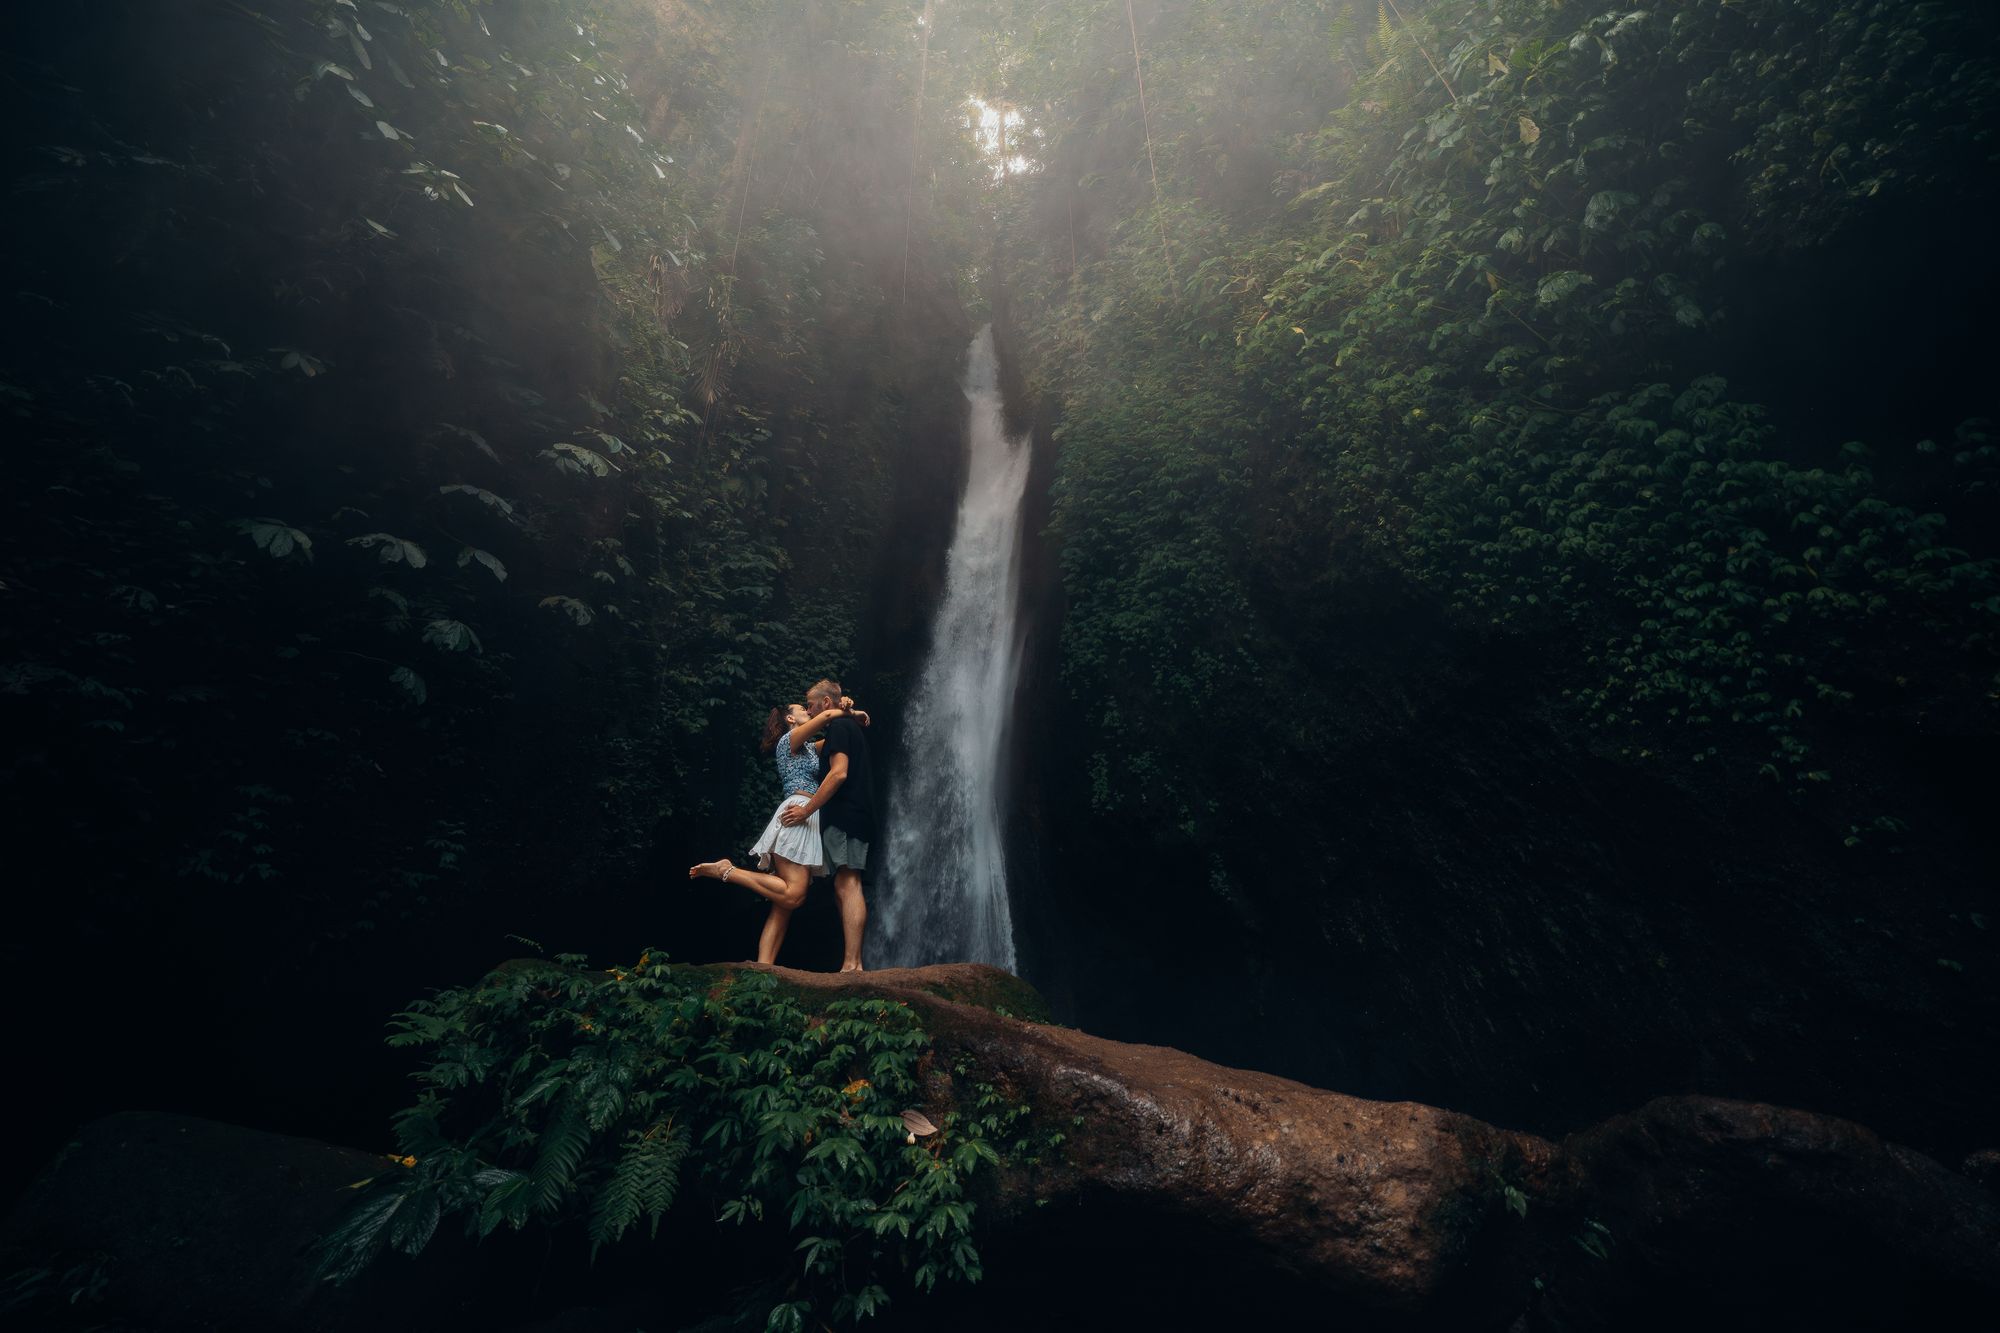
[748,794,826,876]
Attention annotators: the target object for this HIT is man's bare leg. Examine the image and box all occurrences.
[833,867,867,972]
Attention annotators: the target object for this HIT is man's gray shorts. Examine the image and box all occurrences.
[821,824,869,874]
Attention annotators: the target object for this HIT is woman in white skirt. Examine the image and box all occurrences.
[688,699,860,964]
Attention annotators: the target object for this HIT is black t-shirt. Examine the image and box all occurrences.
[818,715,876,841]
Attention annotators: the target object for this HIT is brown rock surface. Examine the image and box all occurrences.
[722,963,2000,1320]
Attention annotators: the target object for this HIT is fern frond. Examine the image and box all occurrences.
[589,1121,687,1255]
[638,1129,687,1232]
[518,1067,569,1110]
[583,1051,636,1131]
[385,1001,450,1048]
[589,1170,643,1257]
[530,1092,593,1212]
[1375,4,1399,58]
[312,1183,410,1286]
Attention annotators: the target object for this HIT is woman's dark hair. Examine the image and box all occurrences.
[758,707,788,755]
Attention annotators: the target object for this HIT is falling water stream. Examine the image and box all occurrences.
[874,326,1029,970]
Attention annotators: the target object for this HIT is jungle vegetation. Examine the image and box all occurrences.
[4,0,1998,1322]
[992,0,1998,839]
[316,954,1041,1329]
[3,0,992,1186]
[983,0,1999,1149]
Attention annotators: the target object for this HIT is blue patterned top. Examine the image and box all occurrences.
[773,734,820,796]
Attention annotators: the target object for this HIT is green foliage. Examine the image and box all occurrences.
[323,956,1039,1327]
[3,0,978,955]
[1244,0,1998,784]
[1049,385,1265,826]
[1572,1217,1614,1261]
[996,0,1999,834]
[236,519,316,562]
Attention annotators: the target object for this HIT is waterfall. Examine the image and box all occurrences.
[874,326,1029,970]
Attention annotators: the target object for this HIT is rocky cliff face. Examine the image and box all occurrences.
[9,966,1992,1330]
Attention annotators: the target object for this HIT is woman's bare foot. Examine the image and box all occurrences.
[688,858,735,882]
[838,963,865,973]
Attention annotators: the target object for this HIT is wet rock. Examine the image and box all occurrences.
[755,965,2000,1322]
[1529,1097,2000,1326]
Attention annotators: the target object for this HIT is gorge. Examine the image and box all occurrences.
[2,0,1996,1328]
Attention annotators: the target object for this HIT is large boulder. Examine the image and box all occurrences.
[0,1112,500,1329]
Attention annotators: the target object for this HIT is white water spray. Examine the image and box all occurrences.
[875,326,1029,970]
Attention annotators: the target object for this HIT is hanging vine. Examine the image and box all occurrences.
[1123,0,1176,287]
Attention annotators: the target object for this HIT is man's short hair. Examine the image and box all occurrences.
[807,678,841,704]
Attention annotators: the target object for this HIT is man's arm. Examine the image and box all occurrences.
[779,751,847,825]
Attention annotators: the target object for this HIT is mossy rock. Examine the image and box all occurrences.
[679,961,1055,1025]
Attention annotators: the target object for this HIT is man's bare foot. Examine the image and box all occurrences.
[839,963,865,973]
[688,858,734,882]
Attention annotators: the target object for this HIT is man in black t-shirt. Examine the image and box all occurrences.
[778,678,875,971]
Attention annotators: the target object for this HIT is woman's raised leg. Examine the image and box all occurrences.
[689,857,796,905]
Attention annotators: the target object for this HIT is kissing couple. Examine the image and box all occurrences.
[688,678,876,971]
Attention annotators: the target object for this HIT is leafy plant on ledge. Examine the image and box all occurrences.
[316,954,1041,1328]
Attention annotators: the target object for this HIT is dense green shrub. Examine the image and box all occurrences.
[321,956,1042,1327]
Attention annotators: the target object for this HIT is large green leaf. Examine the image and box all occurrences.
[457,546,507,582]
[348,533,429,568]
[539,596,595,626]
[234,518,313,561]
[423,619,482,653]
[439,484,515,515]
[389,666,427,705]
[544,442,618,477]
